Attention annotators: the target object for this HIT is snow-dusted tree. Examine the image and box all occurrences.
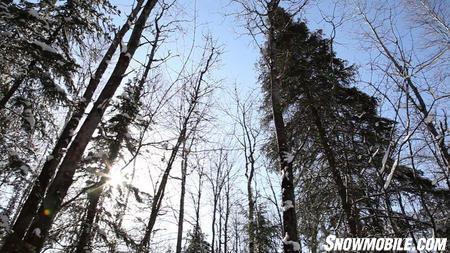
[349,0,449,240]
[0,0,116,110]
[0,2,147,251]
[185,226,211,253]
[233,1,309,251]
[0,0,160,252]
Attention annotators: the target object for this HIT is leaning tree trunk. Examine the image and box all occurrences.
[305,91,359,236]
[0,73,26,110]
[140,124,188,250]
[0,3,145,252]
[75,17,160,252]
[17,1,158,251]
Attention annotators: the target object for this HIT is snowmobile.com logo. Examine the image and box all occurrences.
[324,235,447,251]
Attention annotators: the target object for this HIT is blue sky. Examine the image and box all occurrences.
[176,0,375,95]
[115,0,375,98]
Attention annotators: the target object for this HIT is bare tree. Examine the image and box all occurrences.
[348,0,449,239]
[227,88,262,253]
[351,0,449,177]
[175,114,206,253]
[139,41,219,251]
[206,148,232,253]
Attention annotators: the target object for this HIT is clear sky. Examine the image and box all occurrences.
[173,0,376,96]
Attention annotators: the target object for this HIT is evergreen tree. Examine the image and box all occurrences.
[260,7,393,237]
[251,204,278,253]
[74,76,143,253]
[260,7,448,247]
[0,0,117,110]
[185,226,211,253]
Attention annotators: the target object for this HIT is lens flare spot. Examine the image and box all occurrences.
[43,209,51,216]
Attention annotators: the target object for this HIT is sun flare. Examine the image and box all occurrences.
[107,168,124,187]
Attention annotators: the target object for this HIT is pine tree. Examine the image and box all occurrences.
[0,0,116,110]
[75,76,144,253]
[260,7,393,237]
[0,1,159,251]
[185,226,211,253]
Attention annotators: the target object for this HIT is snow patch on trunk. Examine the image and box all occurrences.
[32,228,41,238]
[283,151,295,163]
[120,40,128,53]
[281,169,289,181]
[424,114,434,124]
[282,200,294,212]
[282,232,301,251]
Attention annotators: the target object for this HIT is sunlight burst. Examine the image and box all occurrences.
[107,168,124,187]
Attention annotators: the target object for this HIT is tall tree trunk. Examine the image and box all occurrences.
[211,194,218,253]
[193,163,203,235]
[18,1,158,251]
[140,125,187,250]
[74,181,104,253]
[247,171,255,253]
[176,140,188,253]
[224,177,230,253]
[244,128,256,253]
[267,1,300,252]
[218,196,223,253]
[237,99,257,253]
[0,3,145,252]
